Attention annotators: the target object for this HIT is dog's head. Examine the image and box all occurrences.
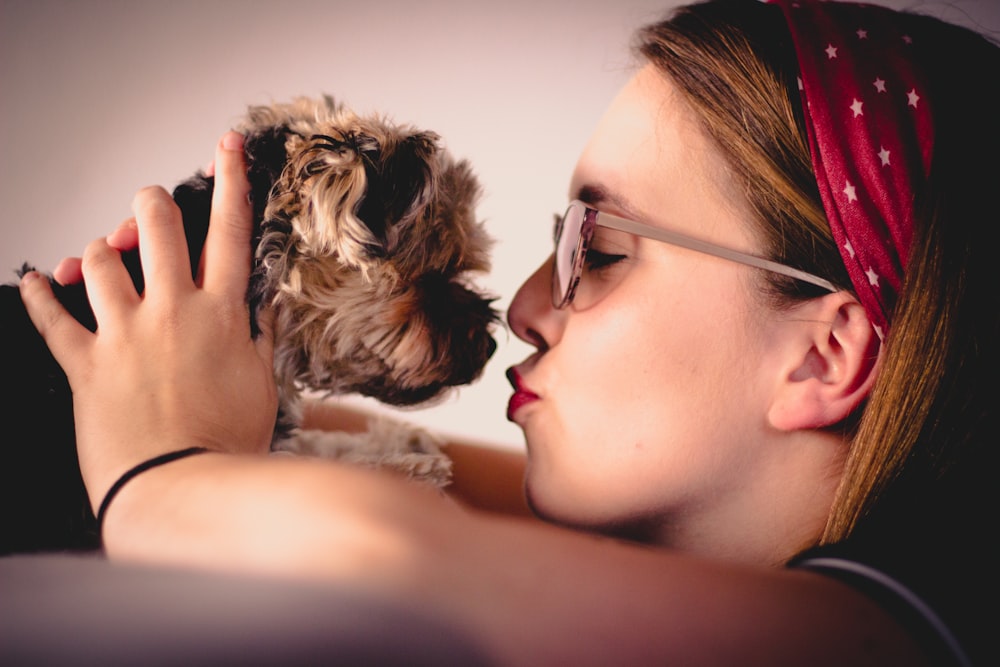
[247,97,498,406]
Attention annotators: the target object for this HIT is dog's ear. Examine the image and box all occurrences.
[269,131,379,270]
[354,131,438,256]
[269,129,441,276]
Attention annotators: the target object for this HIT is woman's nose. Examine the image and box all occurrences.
[507,255,562,351]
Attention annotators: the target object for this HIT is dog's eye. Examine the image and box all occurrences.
[310,133,343,150]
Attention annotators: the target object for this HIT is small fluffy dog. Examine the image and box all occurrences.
[0,96,498,554]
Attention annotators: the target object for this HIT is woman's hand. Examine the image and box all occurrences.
[19,132,278,512]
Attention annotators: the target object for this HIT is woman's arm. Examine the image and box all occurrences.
[97,448,927,666]
[443,441,531,517]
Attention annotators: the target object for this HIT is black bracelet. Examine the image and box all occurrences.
[96,447,209,540]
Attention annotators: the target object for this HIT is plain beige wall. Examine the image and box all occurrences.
[2,0,997,450]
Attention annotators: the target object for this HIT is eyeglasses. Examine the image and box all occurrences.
[552,200,836,309]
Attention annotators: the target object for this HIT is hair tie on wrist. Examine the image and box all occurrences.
[96,447,209,541]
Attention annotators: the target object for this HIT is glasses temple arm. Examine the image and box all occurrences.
[598,213,837,293]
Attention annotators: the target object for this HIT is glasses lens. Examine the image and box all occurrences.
[552,202,587,308]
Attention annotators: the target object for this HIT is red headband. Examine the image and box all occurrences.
[771,0,933,339]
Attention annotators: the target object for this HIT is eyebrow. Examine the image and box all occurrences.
[574,184,637,218]
[574,184,606,205]
[573,183,619,206]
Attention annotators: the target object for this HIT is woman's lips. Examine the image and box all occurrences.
[506,367,540,422]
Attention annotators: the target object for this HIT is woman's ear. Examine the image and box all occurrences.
[767,292,881,431]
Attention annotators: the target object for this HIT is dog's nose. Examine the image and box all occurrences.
[445,329,497,388]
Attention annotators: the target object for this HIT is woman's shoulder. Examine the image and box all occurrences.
[789,509,994,667]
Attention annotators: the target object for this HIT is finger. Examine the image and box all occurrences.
[200,132,253,298]
[52,216,139,287]
[107,217,139,252]
[132,186,192,295]
[80,237,140,323]
[19,271,91,377]
[53,256,83,286]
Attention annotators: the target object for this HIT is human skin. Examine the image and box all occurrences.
[506,65,875,564]
[19,74,914,665]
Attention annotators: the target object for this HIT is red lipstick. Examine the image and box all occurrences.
[506,367,540,422]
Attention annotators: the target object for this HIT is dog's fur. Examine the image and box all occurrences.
[0,96,498,554]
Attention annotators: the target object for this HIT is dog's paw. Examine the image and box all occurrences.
[275,416,451,488]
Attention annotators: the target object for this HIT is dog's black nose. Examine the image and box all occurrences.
[445,329,497,388]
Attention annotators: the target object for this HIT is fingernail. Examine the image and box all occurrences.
[20,270,40,285]
[119,217,137,231]
[221,132,244,151]
[106,218,135,242]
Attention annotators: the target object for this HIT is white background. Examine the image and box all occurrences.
[2,0,997,450]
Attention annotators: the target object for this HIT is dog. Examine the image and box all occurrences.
[0,96,498,554]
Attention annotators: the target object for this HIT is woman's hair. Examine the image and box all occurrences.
[636,0,999,545]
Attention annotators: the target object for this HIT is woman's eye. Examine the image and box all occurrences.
[583,248,627,271]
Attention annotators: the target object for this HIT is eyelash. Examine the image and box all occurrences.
[584,247,627,271]
[552,212,627,272]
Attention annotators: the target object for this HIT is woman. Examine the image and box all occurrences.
[19,0,996,664]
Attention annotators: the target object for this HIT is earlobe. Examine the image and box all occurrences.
[768,294,880,431]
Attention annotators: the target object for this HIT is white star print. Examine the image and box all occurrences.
[866,266,880,287]
[843,181,858,202]
[780,3,931,341]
